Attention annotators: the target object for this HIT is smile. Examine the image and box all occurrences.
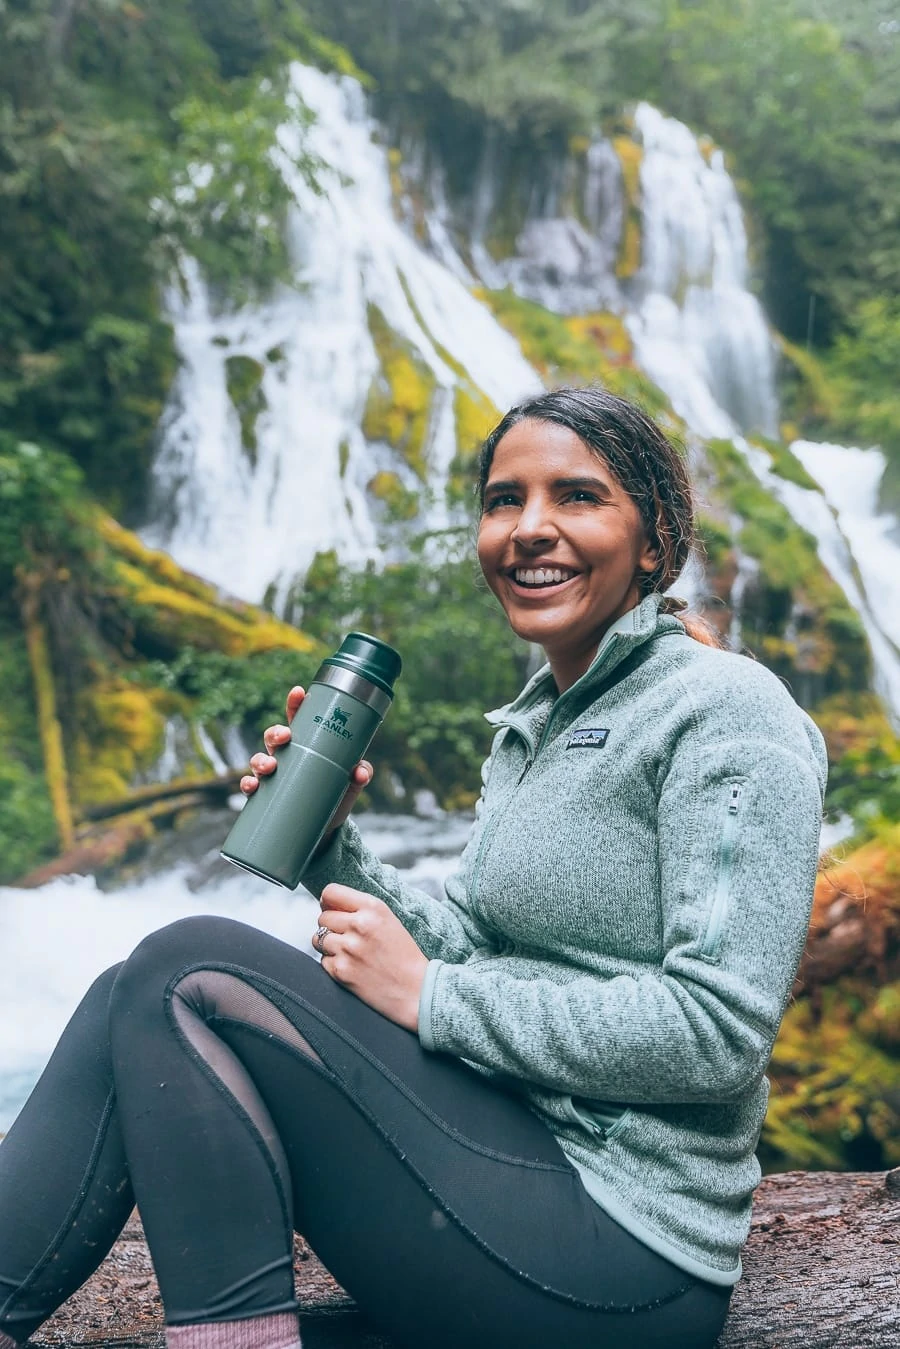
[510,567,578,589]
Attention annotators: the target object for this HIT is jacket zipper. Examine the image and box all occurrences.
[699,781,744,962]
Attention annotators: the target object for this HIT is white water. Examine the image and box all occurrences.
[0,811,472,1131]
[145,67,538,610]
[791,442,900,662]
[627,104,778,440]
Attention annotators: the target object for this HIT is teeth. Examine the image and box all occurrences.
[514,568,573,586]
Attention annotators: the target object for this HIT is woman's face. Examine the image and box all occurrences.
[477,418,657,690]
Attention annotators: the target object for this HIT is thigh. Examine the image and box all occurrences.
[126,917,730,1349]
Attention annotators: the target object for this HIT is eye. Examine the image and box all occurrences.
[565,488,602,504]
[483,491,520,512]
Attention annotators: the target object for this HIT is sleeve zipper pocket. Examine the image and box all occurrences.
[699,780,744,963]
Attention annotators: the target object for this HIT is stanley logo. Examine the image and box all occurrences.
[313,705,354,740]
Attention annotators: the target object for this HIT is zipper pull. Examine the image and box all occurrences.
[728,784,743,814]
[518,758,533,785]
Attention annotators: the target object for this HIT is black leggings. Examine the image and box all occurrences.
[0,916,731,1348]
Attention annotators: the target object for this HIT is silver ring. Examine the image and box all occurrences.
[315,924,329,956]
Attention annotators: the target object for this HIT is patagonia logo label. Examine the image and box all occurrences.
[567,728,610,749]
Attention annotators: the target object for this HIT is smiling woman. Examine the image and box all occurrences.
[0,388,826,1349]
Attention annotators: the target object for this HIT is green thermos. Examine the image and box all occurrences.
[221,632,402,889]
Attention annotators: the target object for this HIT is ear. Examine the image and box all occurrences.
[637,537,659,576]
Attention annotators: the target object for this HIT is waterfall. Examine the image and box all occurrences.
[626,104,779,440]
[143,66,538,611]
[142,64,899,715]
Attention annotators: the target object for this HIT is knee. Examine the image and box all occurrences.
[108,915,237,1027]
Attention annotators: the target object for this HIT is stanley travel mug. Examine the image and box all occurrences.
[221,631,402,889]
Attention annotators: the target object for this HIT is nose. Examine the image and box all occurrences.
[511,495,559,551]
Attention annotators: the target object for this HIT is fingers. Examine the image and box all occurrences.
[263,723,291,754]
[351,759,374,787]
[285,686,305,724]
[239,751,278,797]
[320,882,379,913]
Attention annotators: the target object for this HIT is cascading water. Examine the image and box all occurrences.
[144,66,538,610]
[620,104,900,718]
[626,103,779,440]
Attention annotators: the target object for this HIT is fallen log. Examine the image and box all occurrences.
[78,775,244,824]
[14,794,211,889]
[31,1169,900,1348]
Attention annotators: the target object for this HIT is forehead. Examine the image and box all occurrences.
[488,418,613,481]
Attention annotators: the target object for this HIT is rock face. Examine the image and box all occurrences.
[32,1171,900,1349]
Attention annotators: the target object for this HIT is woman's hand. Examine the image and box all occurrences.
[239,685,373,835]
[315,885,428,1032]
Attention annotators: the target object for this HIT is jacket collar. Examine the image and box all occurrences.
[485,594,685,733]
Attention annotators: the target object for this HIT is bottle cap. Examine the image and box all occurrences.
[321,632,402,698]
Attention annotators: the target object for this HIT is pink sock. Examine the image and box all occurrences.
[166,1312,301,1349]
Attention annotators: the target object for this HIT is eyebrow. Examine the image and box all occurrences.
[484,475,614,496]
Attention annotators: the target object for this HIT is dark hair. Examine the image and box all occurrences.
[477,386,722,646]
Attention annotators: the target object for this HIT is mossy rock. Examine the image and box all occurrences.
[476,289,669,418]
[70,681,173,808]
[611,134,643,280]
[362,304,436,480]
[700,438,870,697]
[225,354,267,466]
[100,516,317,661]
[367,470,420,522]
[750,435,822,492]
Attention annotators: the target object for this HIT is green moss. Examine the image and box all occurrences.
[446,384,502,507]
[362,304,436,480]
[477,289,669,417]
[702,437,870,694]
[611,135,643,280]
[750,435,822,491]
[0,620,58,882]
[777,335,840,432]
[265,344,286,365]
[763,983,900,1170]
[367,470,420,521]
[224,355,267,466]
[338,437,350,479]
[71,681,171,807]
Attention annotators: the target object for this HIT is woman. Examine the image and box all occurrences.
[0,388,826,1349]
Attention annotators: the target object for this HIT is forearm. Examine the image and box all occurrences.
[302,819,485,964]
[418,958,778,1103]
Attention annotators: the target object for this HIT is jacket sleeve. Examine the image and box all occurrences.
[301,758,495,965]
[417,691,827,1104]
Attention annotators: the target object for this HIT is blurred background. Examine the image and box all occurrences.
[0,0,898,1171]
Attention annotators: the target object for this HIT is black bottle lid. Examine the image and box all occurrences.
[320,631,402,698]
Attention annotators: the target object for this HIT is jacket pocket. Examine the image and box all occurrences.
[570,1098,633,1142]
[699,779,746,964]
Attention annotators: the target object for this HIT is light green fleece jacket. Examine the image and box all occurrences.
[302,593,827,1285]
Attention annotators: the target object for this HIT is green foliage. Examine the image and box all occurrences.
[224,354,267,462]
[824,298,900,459]
[814,694,900,842]
[0,0,335,516]
[478,288,670,416]
[0,617,58,882]
[702,438,870,698]
[163,80,325,303]
[0,432,92,588]
[763,983,900,1170]
[162,538,532,809]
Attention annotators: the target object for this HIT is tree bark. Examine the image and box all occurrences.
[17,569,74,853]
[30,1170,900,1348]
